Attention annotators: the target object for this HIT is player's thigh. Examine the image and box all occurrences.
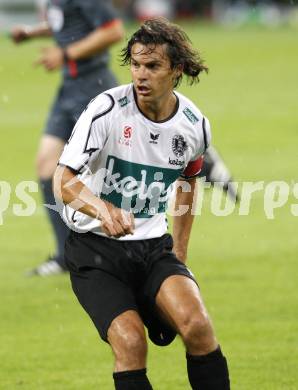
[69,267,139,343]
[156,274,210,332]
[36,134,65,178]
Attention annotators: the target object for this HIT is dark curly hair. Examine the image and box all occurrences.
[121,18,208,88]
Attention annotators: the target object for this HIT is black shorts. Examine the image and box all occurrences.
[44,68,118,142]
[65,231,197,344]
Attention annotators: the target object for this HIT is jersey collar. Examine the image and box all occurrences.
[132,86,179,124]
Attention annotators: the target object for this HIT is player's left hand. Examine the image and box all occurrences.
[35,46,64,71]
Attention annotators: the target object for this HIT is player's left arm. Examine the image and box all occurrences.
[172,177,197,264]
[173,114,211,263]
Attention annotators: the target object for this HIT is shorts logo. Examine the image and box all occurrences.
[149,132,160,144]
[172,135,188,157]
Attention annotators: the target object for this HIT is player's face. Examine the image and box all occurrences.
[130,43,179,105]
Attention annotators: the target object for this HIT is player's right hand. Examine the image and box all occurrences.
[11,26,30,43]
[99,201,135,238]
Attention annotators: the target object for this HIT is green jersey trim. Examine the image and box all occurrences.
[118,96,130,107]
[183,107,199,124]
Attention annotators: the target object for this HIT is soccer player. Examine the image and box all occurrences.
[54,18,230,389]
[11,0,124,275]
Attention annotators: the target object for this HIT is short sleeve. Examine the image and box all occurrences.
[75,0,119,29]
[58,93,114,173]
[180,116,211,180]
[193,116,211,161]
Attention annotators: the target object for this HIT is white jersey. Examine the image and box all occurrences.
[59,83,211,240]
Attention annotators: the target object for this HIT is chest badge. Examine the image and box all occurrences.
[118,125,133,147]
[172,135,188,157]
[124,125,132,139]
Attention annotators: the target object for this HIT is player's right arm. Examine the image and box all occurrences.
[53,165,134,238]
[54,94,134,238]
[11,22,52,44]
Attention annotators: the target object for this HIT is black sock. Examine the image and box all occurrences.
[113,368,153,390]
[187,346,230,389]
[40,178,69,268]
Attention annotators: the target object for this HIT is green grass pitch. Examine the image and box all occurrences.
[0,22,298,389]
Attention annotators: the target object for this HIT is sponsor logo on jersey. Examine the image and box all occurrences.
[118,96,130,107]
[168,157,185,167]
[118,126,132,146]
[149,132,160,144]
[101,156,182,218]
[124,126,132,138]
[118,138,132,147]
[183,107,199,124]
[172,135,188,157]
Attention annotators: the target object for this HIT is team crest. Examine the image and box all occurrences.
[172,135,188,157]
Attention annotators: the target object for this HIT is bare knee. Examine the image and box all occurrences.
[108,310,147,372]
[156,276,218,355]
[179,312,218,355]
[113,330,147,365]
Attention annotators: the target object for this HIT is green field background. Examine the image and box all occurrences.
[1,23,298,389]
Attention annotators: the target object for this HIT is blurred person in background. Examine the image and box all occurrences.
[11,0,124,276]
